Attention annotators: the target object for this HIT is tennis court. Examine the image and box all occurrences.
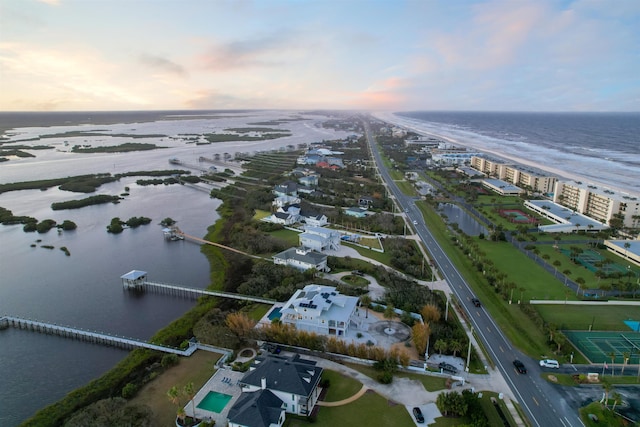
[499,209,537,224]
[564,330,640,364]
[560,248,630,274]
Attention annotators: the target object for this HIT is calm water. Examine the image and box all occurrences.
[438,203,487,236]
[0,182,220,426]
[388,111,640,194]
[0,110,353,425]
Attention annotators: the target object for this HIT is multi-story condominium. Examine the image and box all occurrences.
[553,181,640,228]
[470,156,557,193]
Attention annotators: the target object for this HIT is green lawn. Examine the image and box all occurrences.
[343,363,448,392]
[396,180,417,196]
[579,402,627,427]
[476,238,575,301]
[285,390,413,427]
[321,369,363,402]
[245,303,272,321]
[342,242,393,265]
[534,305,640,331]
[269,228,302,247]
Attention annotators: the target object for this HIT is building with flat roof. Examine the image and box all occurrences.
[603,240,640,267]
[279,284,358,336]
[524,200,609,233]
[482,179,523,196]
[470,156,557,193]
[553,181,640,229]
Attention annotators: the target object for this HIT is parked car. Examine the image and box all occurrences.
[513,359,527,374]
[471,298,481,307]
[413,407,425,423]
[439,362,458,374]
[539,359,560,369]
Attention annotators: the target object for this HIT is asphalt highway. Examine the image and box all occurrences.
[363,119,585,427]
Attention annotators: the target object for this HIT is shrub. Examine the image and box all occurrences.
[121,382,138,399]
[161,353,179,368]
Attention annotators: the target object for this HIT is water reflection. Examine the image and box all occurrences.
[437,203,487,236]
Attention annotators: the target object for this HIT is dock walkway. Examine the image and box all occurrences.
[0,315,196,355]
[139,280,276,304]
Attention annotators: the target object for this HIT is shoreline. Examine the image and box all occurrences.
[373,111,635,196]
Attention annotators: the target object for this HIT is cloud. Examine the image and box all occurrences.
[196,29,306,71]
[139,54,186,76]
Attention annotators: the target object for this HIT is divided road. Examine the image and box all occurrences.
[363,120,585,427]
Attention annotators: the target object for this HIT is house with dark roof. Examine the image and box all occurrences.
[238,353,323,417]
[274,181,298,197]
[227,389,286,427]
[273,247,329,272]
[299,210,328,227]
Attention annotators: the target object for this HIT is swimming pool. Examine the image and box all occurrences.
[196,391,233,413]
[268,307,282,321]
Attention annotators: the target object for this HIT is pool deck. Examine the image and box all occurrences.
[185,367,245,425]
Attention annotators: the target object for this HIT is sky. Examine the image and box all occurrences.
[1,0,639,112]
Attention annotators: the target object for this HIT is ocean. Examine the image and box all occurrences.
[378,111,640,195]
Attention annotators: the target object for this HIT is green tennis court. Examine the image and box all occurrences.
[564,330,640,364]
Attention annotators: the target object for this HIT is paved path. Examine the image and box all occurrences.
[317,384,369,406]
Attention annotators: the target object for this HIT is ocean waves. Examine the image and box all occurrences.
[377,111,640,194]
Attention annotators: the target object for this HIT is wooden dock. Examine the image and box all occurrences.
[125,279,276,305]
[0,315,197,355]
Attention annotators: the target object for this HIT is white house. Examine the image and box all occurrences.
[272,195,301,208]
[273,247,329,272]
[300,211,328,227]
[264,212,296,226]
[279,284,358,336]
[238,353,323,417]
[299,226,340,251]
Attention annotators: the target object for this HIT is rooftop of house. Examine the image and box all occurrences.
[241,353,323,398]
[273,247,327,265]
[227,389,283,427]
[280,284,358,326]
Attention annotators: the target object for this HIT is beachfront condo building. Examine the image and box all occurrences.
[470,156,557,193]
[553,181,640,229]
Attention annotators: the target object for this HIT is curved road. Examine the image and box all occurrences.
[364,119,584,427]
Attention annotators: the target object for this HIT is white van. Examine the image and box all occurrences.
[539,359,560,368]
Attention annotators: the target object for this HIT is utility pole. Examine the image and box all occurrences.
[466,326,473,372]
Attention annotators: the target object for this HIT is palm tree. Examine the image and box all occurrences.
[183,382,196,422]
[383,303,395,327]
[434,339,448,355]
[608,351,617,376]
[167,386,185,424]
[360,294,372,319]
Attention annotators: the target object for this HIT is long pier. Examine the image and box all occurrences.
[0,315,197,355]
[174,228,269,261]
[125,278,276,305]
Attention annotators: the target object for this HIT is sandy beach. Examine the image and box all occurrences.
[373,112,636,196]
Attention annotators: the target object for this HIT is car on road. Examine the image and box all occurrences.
[439,362,458,374]
[413,220,418,225]
[471,298,481,307]
[351,270,364,276]
[513,359,527,374]
[413,407,425,423]
[539,359,560,369]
